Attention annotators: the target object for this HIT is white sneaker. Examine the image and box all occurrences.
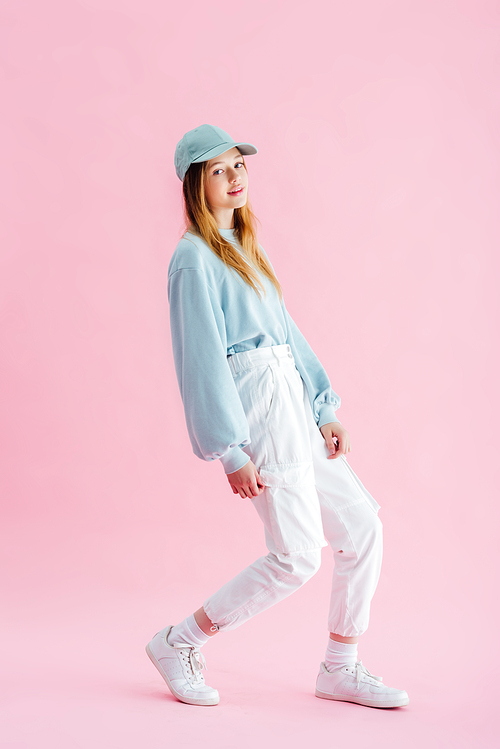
[315,660,409,708]
[146,625,220,706]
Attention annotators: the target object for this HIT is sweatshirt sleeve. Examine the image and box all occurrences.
[167,267,251,474]
[282,300,342,428]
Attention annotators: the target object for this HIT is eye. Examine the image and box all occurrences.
[212,162,244,176]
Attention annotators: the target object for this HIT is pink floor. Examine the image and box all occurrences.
[2,521,496,749]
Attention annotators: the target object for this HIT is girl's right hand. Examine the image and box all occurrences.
[226,460,266,499]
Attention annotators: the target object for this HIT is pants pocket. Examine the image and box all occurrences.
[339,454,381,514]
[254,461,328,555]
[263,365,278,426]
[239,364,276,427]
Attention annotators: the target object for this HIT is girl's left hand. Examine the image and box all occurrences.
[320,422,351,459]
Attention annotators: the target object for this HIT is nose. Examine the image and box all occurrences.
[228,164,241,179]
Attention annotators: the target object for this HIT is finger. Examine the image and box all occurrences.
[249,475,261,496]
[254,481,266,496]
[255,472,266,493]
[326,437,336,455]
[328,438,342,459]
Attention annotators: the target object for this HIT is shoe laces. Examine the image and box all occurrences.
[353,660,383,690]
[179,646,208,686]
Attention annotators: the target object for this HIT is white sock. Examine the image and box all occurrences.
[325,639,358,670]
[167,613,210,648]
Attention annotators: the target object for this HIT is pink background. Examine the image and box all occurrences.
[1,0,499,746]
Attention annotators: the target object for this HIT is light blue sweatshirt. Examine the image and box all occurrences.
[167,228,341,474]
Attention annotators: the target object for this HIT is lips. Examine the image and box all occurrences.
[228,187,244,195]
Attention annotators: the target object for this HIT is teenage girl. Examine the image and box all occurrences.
[146,123,409,709]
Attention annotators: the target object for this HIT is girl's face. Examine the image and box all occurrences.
[204,147,248,224]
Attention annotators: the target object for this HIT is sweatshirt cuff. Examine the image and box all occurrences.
[317,404,341,429]
[219,446,251,475]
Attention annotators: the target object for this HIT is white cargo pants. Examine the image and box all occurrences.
[203,344,383,638]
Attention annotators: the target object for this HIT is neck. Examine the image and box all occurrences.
[212,206,235,230]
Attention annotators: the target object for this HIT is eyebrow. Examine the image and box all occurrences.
[208,154,243,169]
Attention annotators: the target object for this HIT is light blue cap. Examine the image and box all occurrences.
[174,123,258,181]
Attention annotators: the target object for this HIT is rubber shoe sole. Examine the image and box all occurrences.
[145,642,220,706]
[315,686,409,708]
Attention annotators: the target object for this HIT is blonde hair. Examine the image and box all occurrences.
[180,156,283,302]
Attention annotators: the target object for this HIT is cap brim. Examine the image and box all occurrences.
[192,141,258,163]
